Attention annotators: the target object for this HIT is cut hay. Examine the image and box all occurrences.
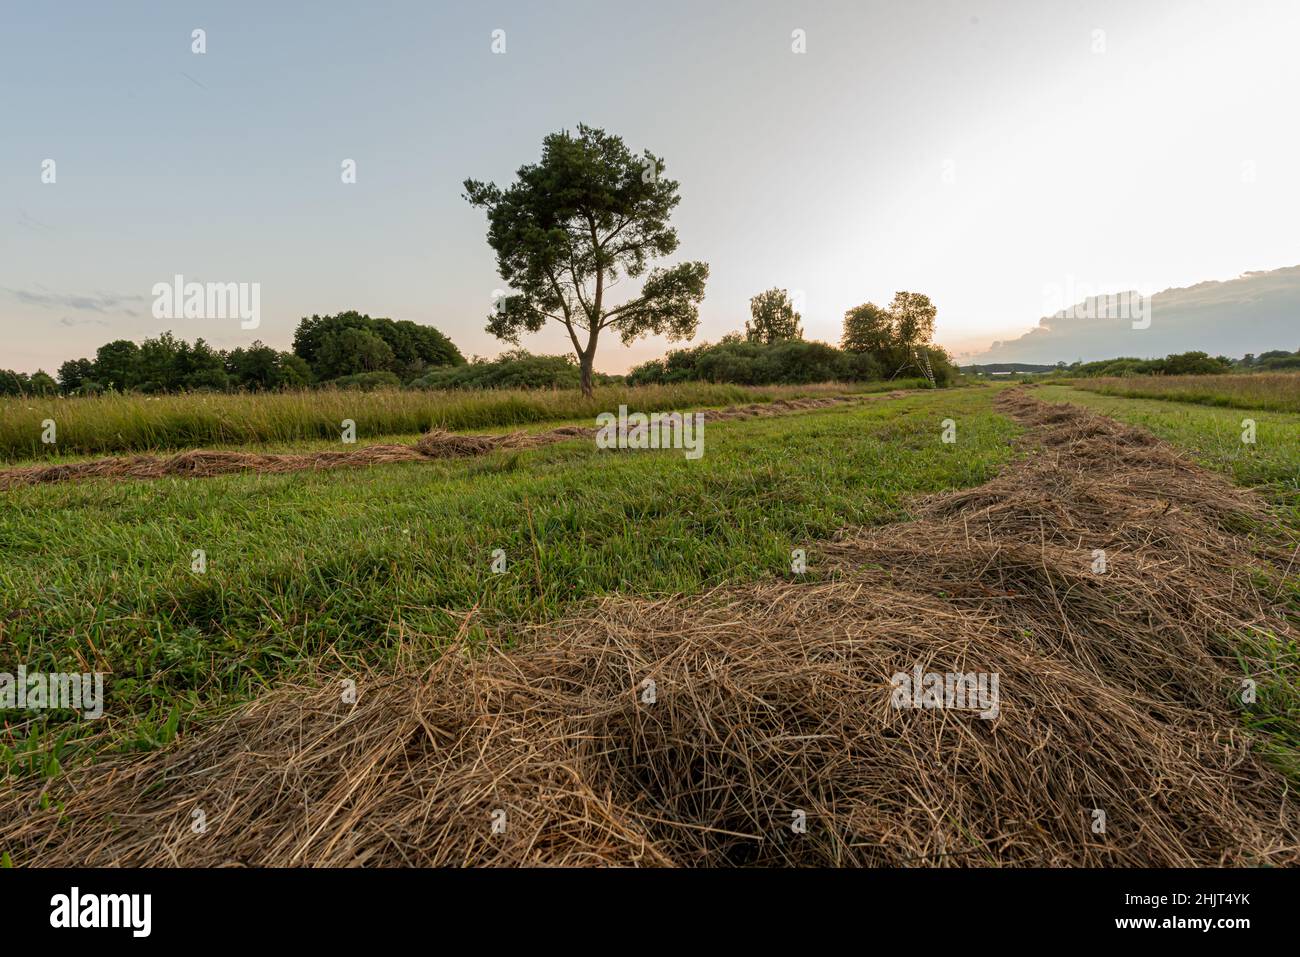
[2,390,1294,867]
[0,392,889,489]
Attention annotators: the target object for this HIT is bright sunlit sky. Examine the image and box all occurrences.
[3,0,1298,373]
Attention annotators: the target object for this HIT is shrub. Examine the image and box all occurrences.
[326,371,404,391]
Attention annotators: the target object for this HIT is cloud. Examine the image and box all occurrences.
[964,265,1300,364]
[58,315,109,327]
[16,210,54,232]
[6,286,143,316]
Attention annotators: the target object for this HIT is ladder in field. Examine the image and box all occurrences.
[914,348,936,388]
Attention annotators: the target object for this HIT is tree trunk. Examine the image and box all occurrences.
[579,353,595,398]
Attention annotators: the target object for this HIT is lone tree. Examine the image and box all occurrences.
[746,288,803,344]
[464,125,709,397]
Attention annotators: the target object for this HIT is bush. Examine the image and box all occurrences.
[628,338,947,387]
[326,371,403,391]
[409,350,617,391]
[1068,351,1236,377]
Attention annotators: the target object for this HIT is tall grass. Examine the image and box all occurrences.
[0,380,922,462]
[1072,373,1300,413]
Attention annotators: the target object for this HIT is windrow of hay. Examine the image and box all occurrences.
[1,390,1295,866]
[0,393,892,489]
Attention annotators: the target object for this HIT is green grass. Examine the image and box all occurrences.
[1069,372,1300,414]
[0,387,1013,770]
[0,379,927,463]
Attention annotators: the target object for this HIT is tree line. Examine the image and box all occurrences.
[1,312,465,397]
[629,288,956,387]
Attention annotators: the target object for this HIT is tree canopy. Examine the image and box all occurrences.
[745,288,804,344]
[464,124,708,395]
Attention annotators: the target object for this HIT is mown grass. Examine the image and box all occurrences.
[1070,372,1300,414]
[0,387,1012,773]
[1041,384,1300,782]
[0,379,927,463]
[1037,384,1300,509]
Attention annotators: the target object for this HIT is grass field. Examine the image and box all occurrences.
[0,387,1012,769]
[1039,383,1300,779]
[4,381,1299,867]
[1069,372,1300,414]
[1037,383,1300,510]
[0,379,928,463]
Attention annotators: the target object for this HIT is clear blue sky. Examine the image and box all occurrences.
[3,0,1298,374]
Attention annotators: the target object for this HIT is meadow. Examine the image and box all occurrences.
[0,379,927,463]
[1,387,1012,766]
[4,379,1299,867]
[1037,382,1300,508]
[1068,372,1300,414]
[1038,382,1300,777]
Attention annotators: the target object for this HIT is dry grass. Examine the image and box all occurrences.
[1074,373,1300,413]
[0,380,907,462]
[0,394,880,490]
[2,390,1296,867]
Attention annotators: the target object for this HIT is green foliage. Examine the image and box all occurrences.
[889,291,937,349]
[839,292,945,382]
[21,314,462,397]
[326,371,404,391]
[0,368,59,397]
[746,288,803,344]
[464,124,708,393]
[1066,351,1236,377]
[840,302,893,355]
[92,339,140,391]
[409,350,618,391]
[57,358,95,393]
[292,311,463,383]
[629,337,954,388]
[1245,349,1300,371]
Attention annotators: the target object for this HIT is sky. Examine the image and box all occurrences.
[3,0,1299,374]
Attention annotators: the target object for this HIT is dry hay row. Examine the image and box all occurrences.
[1,389,1296,867]
[0,392,896,490]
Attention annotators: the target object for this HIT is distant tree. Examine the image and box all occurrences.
[226,341,308,390]
[746,288,803,344]
[58,358,95,393]
[840,302,893,354]
[464,124,708,397]
[28,370,58,395]
[279,353,312,387]
[0,370,26,396]
[292,311,462,383]
[92,339,141,391]
[180,338,230,390]
[316,327,395,378]
[888,291,937,350]
[136,332,186,393]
